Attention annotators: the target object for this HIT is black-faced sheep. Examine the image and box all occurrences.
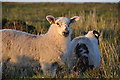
[1,15,80,77]
[66,30,100,73]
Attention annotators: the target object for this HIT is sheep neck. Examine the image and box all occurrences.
[44,24,70,55]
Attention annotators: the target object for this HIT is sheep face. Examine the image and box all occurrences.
[46,15,80,37]
[55,17,71,37]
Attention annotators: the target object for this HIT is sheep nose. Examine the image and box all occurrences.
[65,27,68,32]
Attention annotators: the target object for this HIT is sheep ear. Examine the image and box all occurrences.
[46,15,55,24]
[70,16,80,23]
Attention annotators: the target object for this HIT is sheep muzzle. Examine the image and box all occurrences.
[62,30,69,37]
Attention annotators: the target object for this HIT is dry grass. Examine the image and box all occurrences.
[2,2,120,79]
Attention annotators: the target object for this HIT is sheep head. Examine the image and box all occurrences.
[46,15,80,37]
[85,30,100,45]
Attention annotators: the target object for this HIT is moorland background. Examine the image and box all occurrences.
[1,2,120,78]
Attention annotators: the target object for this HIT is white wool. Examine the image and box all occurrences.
[66,30,100,69]
[1,15,80,77]
[85,31,100,67]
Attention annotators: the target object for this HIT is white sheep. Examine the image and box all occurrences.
[1,15,80,77]
[66,30,100,73]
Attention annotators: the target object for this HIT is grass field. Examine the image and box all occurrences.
[2,2,120,78]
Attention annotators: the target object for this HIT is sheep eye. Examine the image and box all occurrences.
[56,23,59,25]
[56,23,61,27]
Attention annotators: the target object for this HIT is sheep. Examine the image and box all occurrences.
[1,15,80,77]
[66,30,100,73]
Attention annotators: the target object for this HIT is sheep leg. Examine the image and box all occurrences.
[50,62,59,77]
[41,62,59,77]
[40,62,51,76]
